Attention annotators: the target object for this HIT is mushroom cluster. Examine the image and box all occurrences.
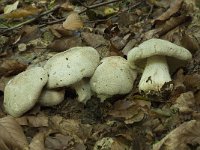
[3,39,192,117]
[3,47,101,117]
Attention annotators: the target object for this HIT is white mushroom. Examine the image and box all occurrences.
[90,56,137,102]
[44,47,100,103]
[4,67,48,117]
[127,38,192,93]
[39,89,65,106]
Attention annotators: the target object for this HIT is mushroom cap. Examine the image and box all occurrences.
[90,56,137,101]
[127,38,192,73]
[39,89,65,106]
[44,47,100,88]
[4,67,48,117]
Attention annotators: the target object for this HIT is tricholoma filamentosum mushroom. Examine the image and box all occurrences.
[4,67,48,117]
[127,38,192,93]
[90,56,137,102]
[44,46,100,103]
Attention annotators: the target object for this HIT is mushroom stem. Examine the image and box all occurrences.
[139,55,171,92]
[72,79,92,104]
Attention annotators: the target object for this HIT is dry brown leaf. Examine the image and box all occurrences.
[49,24,76,38]
[109,99,150,124]
[0,116,28,149]
[47,36,82,52]
[154,0,183,24]
[60,1,74,11]
[16,115,48,127]
[19,25,41,43]
[183,73,200,89]
[172,91,195,113]
[0,59,27,77]
[29,131,46,150]
[81,32,108,48]
[63,12,83,30]
[45,133,86,150]
[153,120,200,150]
[3,6,42,19]
[49,115,92,143]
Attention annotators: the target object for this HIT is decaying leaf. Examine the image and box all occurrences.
[45,133,86,150]
[154,0,183,24]
[60,1,74,11]
[94,137,130,150]
[109,99,150,124]
[47,36,82,52]
[0,59,27,77]
[153,120,200,150]
[172,91,195,113]
[2,5,42,19]
[0,116,29,149]
[81,32,108,48]
[49,115,92,143]
[63,12,83,30]
[29,130,46,150]
[16,115,49,127]
[4,1,19,14]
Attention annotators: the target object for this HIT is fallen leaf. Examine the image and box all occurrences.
[154,0,183,24]
[16,115,49,127]
[49,115,92,143]
[19,25,41,43]
[4,1,19,14]
[3,6,42,19]
[0,116,29,149]
[0,59,27,77]
[183,73,200,89]
[29,130,46,150]
[63,12,83,30]
[172,91,195,113]
[109,99,150,124]
[153,120,200,150]
[81,32,108,48]
[60,1,74,11]
[45,133,86,150]
[47,36,82,52]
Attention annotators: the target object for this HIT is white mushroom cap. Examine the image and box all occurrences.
[39,89,65,106]
[127,38,192,92]
[90,56,137,101]
[72,79,92,104]
[4,67,48,117]
[127,38,192,72]
[44,47,100,89]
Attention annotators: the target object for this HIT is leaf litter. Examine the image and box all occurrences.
[0,0,200,149]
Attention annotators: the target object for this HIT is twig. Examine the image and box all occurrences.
[0,5,60,34]
[39,0,123,27]
[80,0,123,14]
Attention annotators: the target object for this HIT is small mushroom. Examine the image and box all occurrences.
[4,67,48,117]
[39,89,65,106]
[90,56,137,101]
[127,38,192,93]
[44,47,100,103]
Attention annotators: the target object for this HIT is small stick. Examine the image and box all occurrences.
[0,5,60,34]
[39,0,123,27]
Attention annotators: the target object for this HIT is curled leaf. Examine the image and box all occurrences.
[63,12,83,30]
[0,116,28,150]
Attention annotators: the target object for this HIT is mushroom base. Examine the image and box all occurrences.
[139,55,172,92]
